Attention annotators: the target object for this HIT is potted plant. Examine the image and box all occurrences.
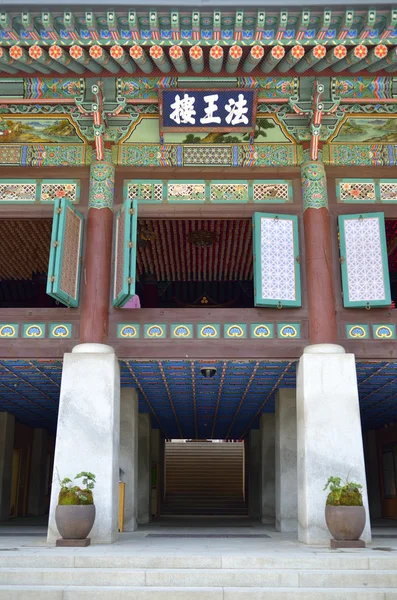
[55,472,96,542]
[324,476,366,541]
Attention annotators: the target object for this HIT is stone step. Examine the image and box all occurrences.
[1,553,397,571]
[1,567,397,588]
[0,586,397,600]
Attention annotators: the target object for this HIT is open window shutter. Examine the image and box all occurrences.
[252,212,301,308]
[338,212,391,308]
[46,197,84,307]
[113,198,138,307]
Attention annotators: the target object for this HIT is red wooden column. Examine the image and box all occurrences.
[80,150,115,344]
[301,149,337,345]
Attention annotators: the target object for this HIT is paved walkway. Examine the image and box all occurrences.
[0,517,397,557]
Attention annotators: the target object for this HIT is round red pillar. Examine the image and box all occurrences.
[301,157,337,345]
[80,152,115,344]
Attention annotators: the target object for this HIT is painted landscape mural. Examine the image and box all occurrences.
[333,117,397,144]
[0,117,83,144]
[123,115,292,144]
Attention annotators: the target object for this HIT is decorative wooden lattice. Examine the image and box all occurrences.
[253,182,290,203]
[167,182,206,202]
[379,182,397,203]
[209,182,249,203]
[338,181,376,203]
[125,180,293,204]
[182,146,232,167]
[337,179,397,204]
[0,182,37,203]
[40,181,79,203]
[0,179,80,204]
[127,182,163,202]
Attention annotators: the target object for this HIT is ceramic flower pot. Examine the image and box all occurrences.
[55,504,96,540]
[325,505,366,541]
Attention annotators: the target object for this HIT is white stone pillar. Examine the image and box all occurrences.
[0,412,15,521]
[120,388,138,531]
[47,344,120,544]
[248,429,261,520]
[138,413,152,524]
[260,413,275,524]
[28,428,48,516]
[297,344,371,544]
[275,388,298,532]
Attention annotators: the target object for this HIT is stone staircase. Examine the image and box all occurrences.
[1,552,397,599]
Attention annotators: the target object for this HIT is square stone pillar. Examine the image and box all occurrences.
[28,428,48,516]
[275,389,297,532]
[47,344,120,544]
[248,429,261,520]
[260,413,275,524]
[138,413,152,524]
[297,345,371,544]
[0,412,15,521]
[120,388,138,531]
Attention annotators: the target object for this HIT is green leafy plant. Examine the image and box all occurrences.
[324,476,363,507]
[58,472,96,506]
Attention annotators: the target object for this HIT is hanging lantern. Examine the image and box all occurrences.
[188,230,218,247]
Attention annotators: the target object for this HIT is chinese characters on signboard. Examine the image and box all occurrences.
[160,89,257,132]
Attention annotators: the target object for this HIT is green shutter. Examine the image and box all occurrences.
[46,198,84,307]
[338,212,391,308]
[113,198,138,307]
[252,212,301,308]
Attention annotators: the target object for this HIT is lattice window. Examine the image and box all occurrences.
[253,212,301,307]
[40,182,78,203]
[210,183,249,202]
[344,218,385,302]
[380,182,397,203]
[0,182,37,203]
[339,213,391,308]
[127,184,139,200]
[59,206,82,301]
[260,218,296,301]
[253,183,291,202]
[338,181,377,202]
[167,182,206,202]
[127,182,163,202]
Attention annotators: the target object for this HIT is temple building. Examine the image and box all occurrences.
[0,0,397,547]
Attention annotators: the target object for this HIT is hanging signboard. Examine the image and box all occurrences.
[159,89,257,133]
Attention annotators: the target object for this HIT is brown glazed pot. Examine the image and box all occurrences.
[55,505,96,539]
[325,505,366,541]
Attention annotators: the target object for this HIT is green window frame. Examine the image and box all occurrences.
[338,212,391,308]
[252,212,301,308]
[113,198,138,307]
[46,198,84,308]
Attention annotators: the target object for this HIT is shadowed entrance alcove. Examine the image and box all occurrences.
[135,218,254,309]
